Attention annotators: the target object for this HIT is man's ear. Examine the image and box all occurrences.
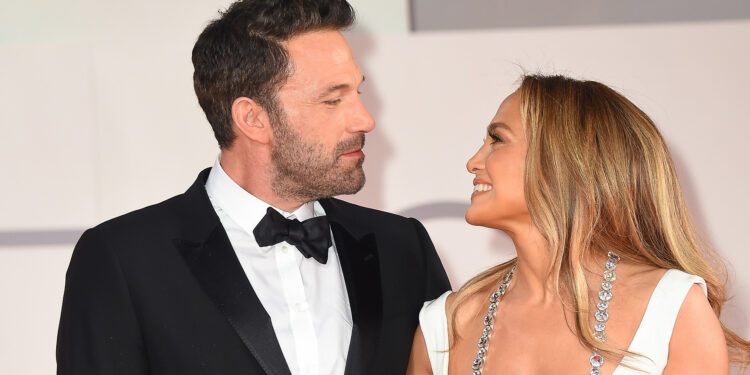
[231,97,272,144]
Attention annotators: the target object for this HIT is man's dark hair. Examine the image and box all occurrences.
[192,0,356,148]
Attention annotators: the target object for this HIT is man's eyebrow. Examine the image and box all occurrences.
[315,76,366,101]
[488,121,512,134]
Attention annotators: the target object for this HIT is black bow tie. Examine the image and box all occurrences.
[253,207,332,264]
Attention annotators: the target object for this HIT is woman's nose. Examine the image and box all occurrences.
[466,146,485,174]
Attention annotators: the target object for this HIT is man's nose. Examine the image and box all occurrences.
[348,97,375,133]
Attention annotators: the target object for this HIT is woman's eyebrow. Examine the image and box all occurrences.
[488,121,512,134]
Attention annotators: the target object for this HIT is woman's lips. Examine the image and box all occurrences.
[471,182,493,197]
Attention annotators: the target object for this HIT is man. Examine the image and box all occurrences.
[56,1,451,374]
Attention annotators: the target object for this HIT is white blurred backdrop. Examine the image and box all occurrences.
[1,0,749,373]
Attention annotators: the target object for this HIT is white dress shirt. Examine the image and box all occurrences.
[205,160,352,375]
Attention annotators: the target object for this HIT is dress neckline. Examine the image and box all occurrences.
[423,269,705,375]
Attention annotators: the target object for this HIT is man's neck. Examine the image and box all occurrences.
[219,151,307,213]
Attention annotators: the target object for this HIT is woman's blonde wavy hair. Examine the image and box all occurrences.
[448,74,750,368]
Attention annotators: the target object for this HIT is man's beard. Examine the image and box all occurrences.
[269,110,366,202]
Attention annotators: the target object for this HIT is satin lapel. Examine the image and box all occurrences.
[328,221,383,375]
[175,169,291,375]
[177,229,291,375]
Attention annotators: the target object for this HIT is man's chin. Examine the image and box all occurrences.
[335,170,365,196]
[274,166,366,199]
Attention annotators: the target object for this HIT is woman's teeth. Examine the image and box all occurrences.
[473,184,493,192]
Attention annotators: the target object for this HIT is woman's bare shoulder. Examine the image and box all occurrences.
[445,285,497,335]
[663,284,728,374]
[445,285,495,314]
[611,263,727,373]
[406,325,433,375]
[611,262,667,294]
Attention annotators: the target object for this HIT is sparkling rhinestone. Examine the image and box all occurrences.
[607,251,621,262]
[603,270,616,281]
[483,326,492,336]
[478,336,488,347]
[595,310,609,322]
[478,347,487,358]
[595,332,607,342]
[596,301,609,310]
[488,302,498,313]
[590,368,601,375]
[489,292,499,302]
[601,281,613,291]
[605,260,616,270]
[594,323,606,332]
[598,290,613,301]
[472,358,482,370]
[473,371,481,375]
[590,354,604,367]
[483,315,493,325]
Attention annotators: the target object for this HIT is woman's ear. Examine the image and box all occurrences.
[231,97,272,144]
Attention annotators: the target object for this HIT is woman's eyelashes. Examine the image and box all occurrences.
[487,132,504,144]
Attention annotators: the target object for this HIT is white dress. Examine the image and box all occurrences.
[419,269,707,375]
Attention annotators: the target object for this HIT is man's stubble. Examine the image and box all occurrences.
[269,108,366,202]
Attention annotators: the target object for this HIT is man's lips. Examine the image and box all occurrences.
[341,148,364,157]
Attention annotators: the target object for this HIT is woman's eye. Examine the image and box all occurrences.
[488,133,503,144]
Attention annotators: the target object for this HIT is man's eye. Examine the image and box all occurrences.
[324,99,342,105]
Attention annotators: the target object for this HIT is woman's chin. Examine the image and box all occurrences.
[465,208,517,231]
[465,208,489,227]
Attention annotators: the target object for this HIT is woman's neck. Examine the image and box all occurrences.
[501,223,608,307]
[502,223,562,306]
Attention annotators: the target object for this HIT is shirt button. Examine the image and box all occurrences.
[280,245,288,253]
[295,302,309,312]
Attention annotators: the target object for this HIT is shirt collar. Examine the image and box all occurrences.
[205,158,324,239]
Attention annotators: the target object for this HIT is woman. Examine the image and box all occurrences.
[407,75,750,375]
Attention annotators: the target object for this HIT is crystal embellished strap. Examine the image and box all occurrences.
[589,251,620,375]
[471,263,516,375]
[469,252,621,375]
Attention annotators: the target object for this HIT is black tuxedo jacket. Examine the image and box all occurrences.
[57,169,451,375]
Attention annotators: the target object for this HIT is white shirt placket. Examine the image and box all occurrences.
[275,240,319,375]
